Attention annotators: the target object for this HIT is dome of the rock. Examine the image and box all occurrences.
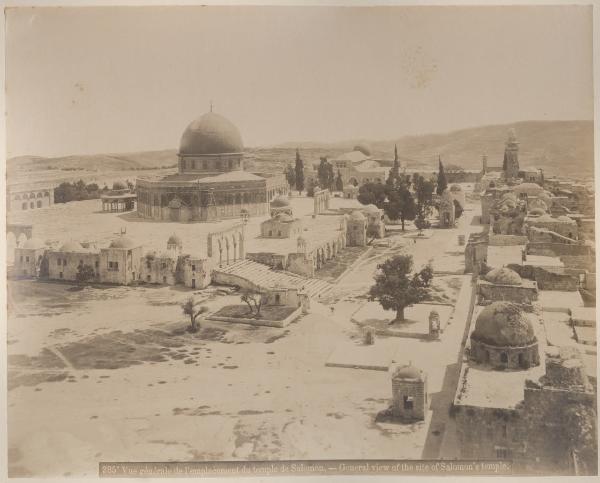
[179,111,243,156]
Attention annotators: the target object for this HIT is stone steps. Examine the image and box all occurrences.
[215,259,332,298]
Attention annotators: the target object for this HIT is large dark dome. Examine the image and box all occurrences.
[471,302,536,347]
[179,112,243,156]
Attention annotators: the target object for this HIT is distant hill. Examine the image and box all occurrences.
[6,120,594,184]
[257,120,594,177]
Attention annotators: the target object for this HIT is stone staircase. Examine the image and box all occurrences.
[213,259,333,298]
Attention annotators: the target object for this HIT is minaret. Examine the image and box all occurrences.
[481,154,488,174]
[503,128,520,179]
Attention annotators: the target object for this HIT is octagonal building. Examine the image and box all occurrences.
[136,110,288,222]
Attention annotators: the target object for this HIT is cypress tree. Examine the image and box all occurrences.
[294,148,305,195]
[436,156,448,196]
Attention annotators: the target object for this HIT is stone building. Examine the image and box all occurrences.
[343,184,359,199]
[469,302,540,370]
[261,213,303,239]
[438,189,456,228]
[7,184,54,212]
[141,249,179,285]
[477,267,538,305]
[13,238,47,277]
[503,129,520,179]
[390,363,427,421]
[136,110,288,222]
[362,204,385,238]
[525,214,578,240]
[47,241,101,282]
[99,237,144,285]
[346,211,367,246]
[464,232,488,274]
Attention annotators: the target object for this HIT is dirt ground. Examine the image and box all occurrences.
[7,191,480,477]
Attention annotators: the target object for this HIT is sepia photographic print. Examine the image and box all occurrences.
[3,2,598,479]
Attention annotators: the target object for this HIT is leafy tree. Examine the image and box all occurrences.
[385,181,416,231]
[86,183,99,193]
[453,199,464,219]
[112,181,126,190]
[306,177,317,197]
[317,157,334,190]
[294,148,305,195]
[357,182,387,207]
[335,169,344,192]
[126,179,134,191]
[241,290,266,317]
[436,157,448,196]
[413,175,435,219]
[368,255,433,323]
[285,164,296,189]
[181,297,208,333]
[75,263,96,284]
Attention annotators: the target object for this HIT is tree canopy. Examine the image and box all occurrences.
[368,254,433,322]
[285,164,296,188]
[357,182,387,207]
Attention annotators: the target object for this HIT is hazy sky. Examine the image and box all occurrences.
[6,5,593,158]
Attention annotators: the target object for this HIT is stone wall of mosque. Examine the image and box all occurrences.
[287,253,315,278]
[246,252,288,270]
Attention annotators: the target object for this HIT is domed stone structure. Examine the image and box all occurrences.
[109,237,138,250]
[59,240,88,253]
[470,302,539,369]
[167,234,183,253]
[390,363,427,421]
[485,267,522,286]
[136,109,289,222]
[179,111,243,156]
[270,194,293,217]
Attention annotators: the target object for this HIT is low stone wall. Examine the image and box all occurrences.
[478,281,538,303]
[211,271,263,292]
[527,243,592,257]
[507,264,579,291]
[209,306,302,328]
[488,234,528,246]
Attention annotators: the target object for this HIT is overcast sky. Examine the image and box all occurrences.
[6,5,593,158]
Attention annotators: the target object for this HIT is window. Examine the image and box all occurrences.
[278,231,282,237]
[114,261,119,270]
[147,275,151,282]
[163,276,167,283]
[108,261,113,269]
[95,261,99,268]
[25,256,29,263]
[500,352,508,363]
[146,261,151,269]
[495,447,511,459]
[161,263,167,269]
[191,264,196,271]
[63,259,67,266]
[59,272,63,279]
[37,200,42,208]
[403,395,414,410]
[275,294,281,304]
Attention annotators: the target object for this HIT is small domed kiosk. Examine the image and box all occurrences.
[470,302,539,370]
[390,363,427,421]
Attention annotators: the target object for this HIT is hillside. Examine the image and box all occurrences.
[260,120,594,177]
[6,120,594,185]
